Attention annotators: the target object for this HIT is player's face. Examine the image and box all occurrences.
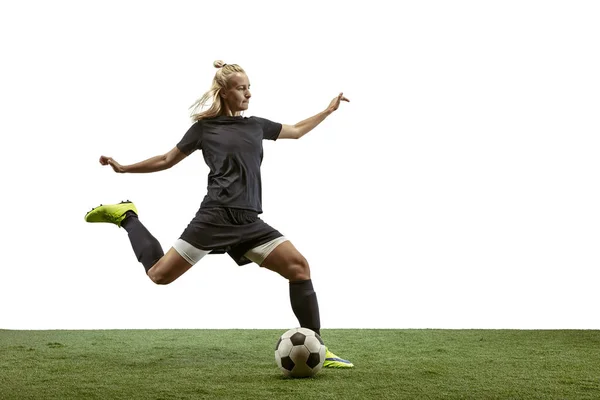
[222,73,251,114]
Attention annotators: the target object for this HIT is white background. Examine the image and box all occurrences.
[1,1,598,330]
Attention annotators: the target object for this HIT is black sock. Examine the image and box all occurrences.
[289,279,321,336]
[121,211,164,273]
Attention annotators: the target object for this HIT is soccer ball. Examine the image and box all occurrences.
[274,327,326,378]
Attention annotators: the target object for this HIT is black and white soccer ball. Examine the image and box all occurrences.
[274,327,326,378]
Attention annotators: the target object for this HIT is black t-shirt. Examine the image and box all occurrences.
[176,115,282,213]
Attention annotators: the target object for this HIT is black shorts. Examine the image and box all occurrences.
[178,207,284,266]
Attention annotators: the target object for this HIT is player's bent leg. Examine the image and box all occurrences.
[247,239,354,368]
[146,248,193,285]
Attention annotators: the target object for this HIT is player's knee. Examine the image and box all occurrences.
[147,268,173,285]
[288,255,310,281]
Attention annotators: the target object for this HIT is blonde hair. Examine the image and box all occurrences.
[189,60,246,121]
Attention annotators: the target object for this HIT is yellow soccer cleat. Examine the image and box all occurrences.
[323,348,354,368]
[84,200,138,228]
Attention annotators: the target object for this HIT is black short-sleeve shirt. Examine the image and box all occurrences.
[177,115,282,213]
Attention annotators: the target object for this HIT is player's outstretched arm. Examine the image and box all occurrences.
[99,147,188,173]
[279,92,350,139]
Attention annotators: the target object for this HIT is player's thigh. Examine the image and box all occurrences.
[147,248,193,285]
[258,240,310,281]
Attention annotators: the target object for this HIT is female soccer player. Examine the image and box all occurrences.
[85,60,353,368]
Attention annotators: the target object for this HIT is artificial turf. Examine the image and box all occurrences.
[1,329,599,399]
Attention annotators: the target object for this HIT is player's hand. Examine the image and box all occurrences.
[327,92,350,113]
[99,155,125,173]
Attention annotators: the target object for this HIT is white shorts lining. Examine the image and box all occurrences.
[172,236,288,266]
[244,236,289,265]
[173,239,211,265]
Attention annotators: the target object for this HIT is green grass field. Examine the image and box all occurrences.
[1,329,599,399]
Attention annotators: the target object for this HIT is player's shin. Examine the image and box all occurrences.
[121,212,164,273]
[289,279,321,336]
